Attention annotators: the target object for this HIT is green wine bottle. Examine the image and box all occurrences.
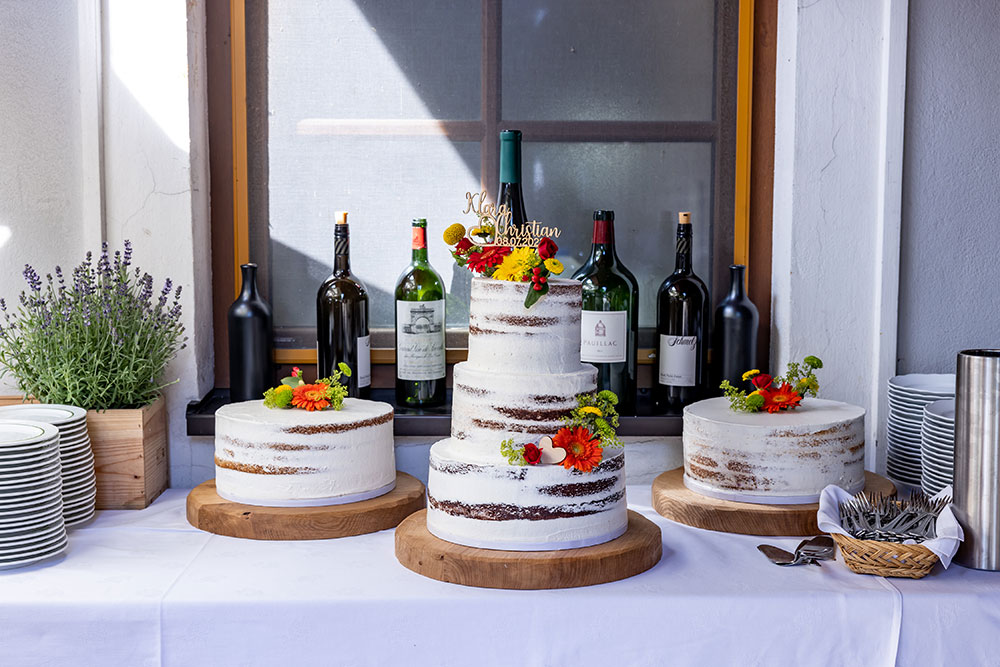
[572,210,639,414]
[394,218,446,407]
[317,211,371,399]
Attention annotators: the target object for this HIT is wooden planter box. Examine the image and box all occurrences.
[0,394,169,509]
[87,397,168,509]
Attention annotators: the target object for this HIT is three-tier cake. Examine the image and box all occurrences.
[425,276,628,550]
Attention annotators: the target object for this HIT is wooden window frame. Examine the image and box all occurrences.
[207,0,776,386]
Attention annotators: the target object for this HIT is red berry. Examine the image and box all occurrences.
[532,267,541,275]
[539,276,547,284]
[533,283,542,291]
[521,274,530,282]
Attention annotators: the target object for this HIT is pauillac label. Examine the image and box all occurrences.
[396,300,445,381]
[580,310,627,363]
[357,334,372,388]
[658,334,697,386]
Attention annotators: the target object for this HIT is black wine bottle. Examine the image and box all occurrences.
[497,129,527,229]
[394,218,446,407]
[711,264,759,391]
[654,212,710,413]
[228,263,274,402]
[572,210,639,414]
[316,211,371,399]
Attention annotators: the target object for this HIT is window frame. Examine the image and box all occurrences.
[209,0,771,385]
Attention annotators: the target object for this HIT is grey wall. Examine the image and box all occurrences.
[897,0,1000,373]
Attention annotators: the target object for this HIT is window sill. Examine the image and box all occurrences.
[186,388,681,438]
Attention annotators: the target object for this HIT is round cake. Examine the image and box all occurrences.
[682,397,865,504]
[426,277,628,551]
[214,398,395,507]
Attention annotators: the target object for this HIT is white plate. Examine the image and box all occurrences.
[887,455,922,472]
[0,537,68,570]
[889,373,956,394]
[0,420,60,447]
[0,532,68,561]
[923,421,954,436]
[0,480,64,503]
[888,413,923,428]
[0,464,63,484]
[62,488,97,506]
[0,519,65,544]
[0,451,62,472]
[64,511,96,528]
[925,399,956,421]
[0,405,86,426]
[0,504,63,529]
[887,429,922,443]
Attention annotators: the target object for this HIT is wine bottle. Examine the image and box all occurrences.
[228,263,274,402]
[497,129,527,230]
[654,212,710,413]
[573,210,639,414]
[316,211,371,399]
[710,264,759,392]
[394,218,446,407]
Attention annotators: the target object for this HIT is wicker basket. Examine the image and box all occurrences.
[832,533,939,578]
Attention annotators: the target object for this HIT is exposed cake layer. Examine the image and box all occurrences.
[683,397,866,504]
[450,361,597,454]
[214,398,396,506]
[426,439,627,550]
[466,276,584,375]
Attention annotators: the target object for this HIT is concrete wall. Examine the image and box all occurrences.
[0,2,94,396]
[896,0,1000,374]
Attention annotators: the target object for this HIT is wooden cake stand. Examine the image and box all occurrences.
[652,468,895,537]
[187,471,425,540]
[394,509,662,590]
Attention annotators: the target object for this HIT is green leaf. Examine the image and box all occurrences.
[523,282,548,309]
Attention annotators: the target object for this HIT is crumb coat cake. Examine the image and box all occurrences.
[682,397,866,504]
[214,398,395,507]
[426,277,628,551]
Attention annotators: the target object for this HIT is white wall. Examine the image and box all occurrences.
[0,2,96,396]
[772,0,908,471]
[896,0,1000,373]
[0,1,214,487]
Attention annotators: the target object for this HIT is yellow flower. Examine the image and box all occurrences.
[492,247,539,281]
[580,406,603,417]
[741,369,761,381]
[544,258,564,274]
[276,385,293,394]
[443,223,466,246]
[748,390,761,397]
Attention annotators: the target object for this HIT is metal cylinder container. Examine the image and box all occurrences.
[954,349,1000,570]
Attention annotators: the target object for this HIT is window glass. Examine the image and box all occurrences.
[502,0,715,121]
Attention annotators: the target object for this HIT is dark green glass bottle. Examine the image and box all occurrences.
[572,210,639,414]
[654,212,710,413]
[394,218,446,407]
[317,211,371,399]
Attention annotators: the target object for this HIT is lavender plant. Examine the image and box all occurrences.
[0,241,186,409]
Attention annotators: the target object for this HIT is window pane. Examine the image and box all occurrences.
[502,0,716,121]
[522,142,714,328]
[261,136,481,339]
[270,0,482,121]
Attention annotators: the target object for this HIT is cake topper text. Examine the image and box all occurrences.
[463,190,561,248]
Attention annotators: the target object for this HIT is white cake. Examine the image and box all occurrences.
[214,398,395,507]
[426,277,628,551]
[682,397,865,504]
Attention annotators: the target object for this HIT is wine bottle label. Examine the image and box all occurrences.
[658,334,697,386]
[580,310,627,363]
[357,334,371,388]
[396,300,445,381]
[411,227,427,249]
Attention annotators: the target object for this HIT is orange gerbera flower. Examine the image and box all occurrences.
[759,382,803,413]
[291,383,331,411]
[552,426,604,473]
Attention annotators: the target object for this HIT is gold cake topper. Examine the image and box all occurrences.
[462,190,561,248]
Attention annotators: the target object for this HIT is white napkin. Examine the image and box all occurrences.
[817,484,964,568]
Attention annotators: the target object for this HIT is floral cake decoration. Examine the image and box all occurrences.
[443,191,564,308]
[263,363,351,412]
[501,390,623,472]
[720,355,823,413]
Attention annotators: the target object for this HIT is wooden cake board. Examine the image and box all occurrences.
[652,468,895,537]
[187,471,425,540]
[394,509,662,590]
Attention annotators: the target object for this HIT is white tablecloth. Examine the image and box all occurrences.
[1,486,999,667]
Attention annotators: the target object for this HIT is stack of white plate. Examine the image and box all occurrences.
[921,399,955,495]
[0,420,68,569]
[0,405,96,527]
[886,374,955,487]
